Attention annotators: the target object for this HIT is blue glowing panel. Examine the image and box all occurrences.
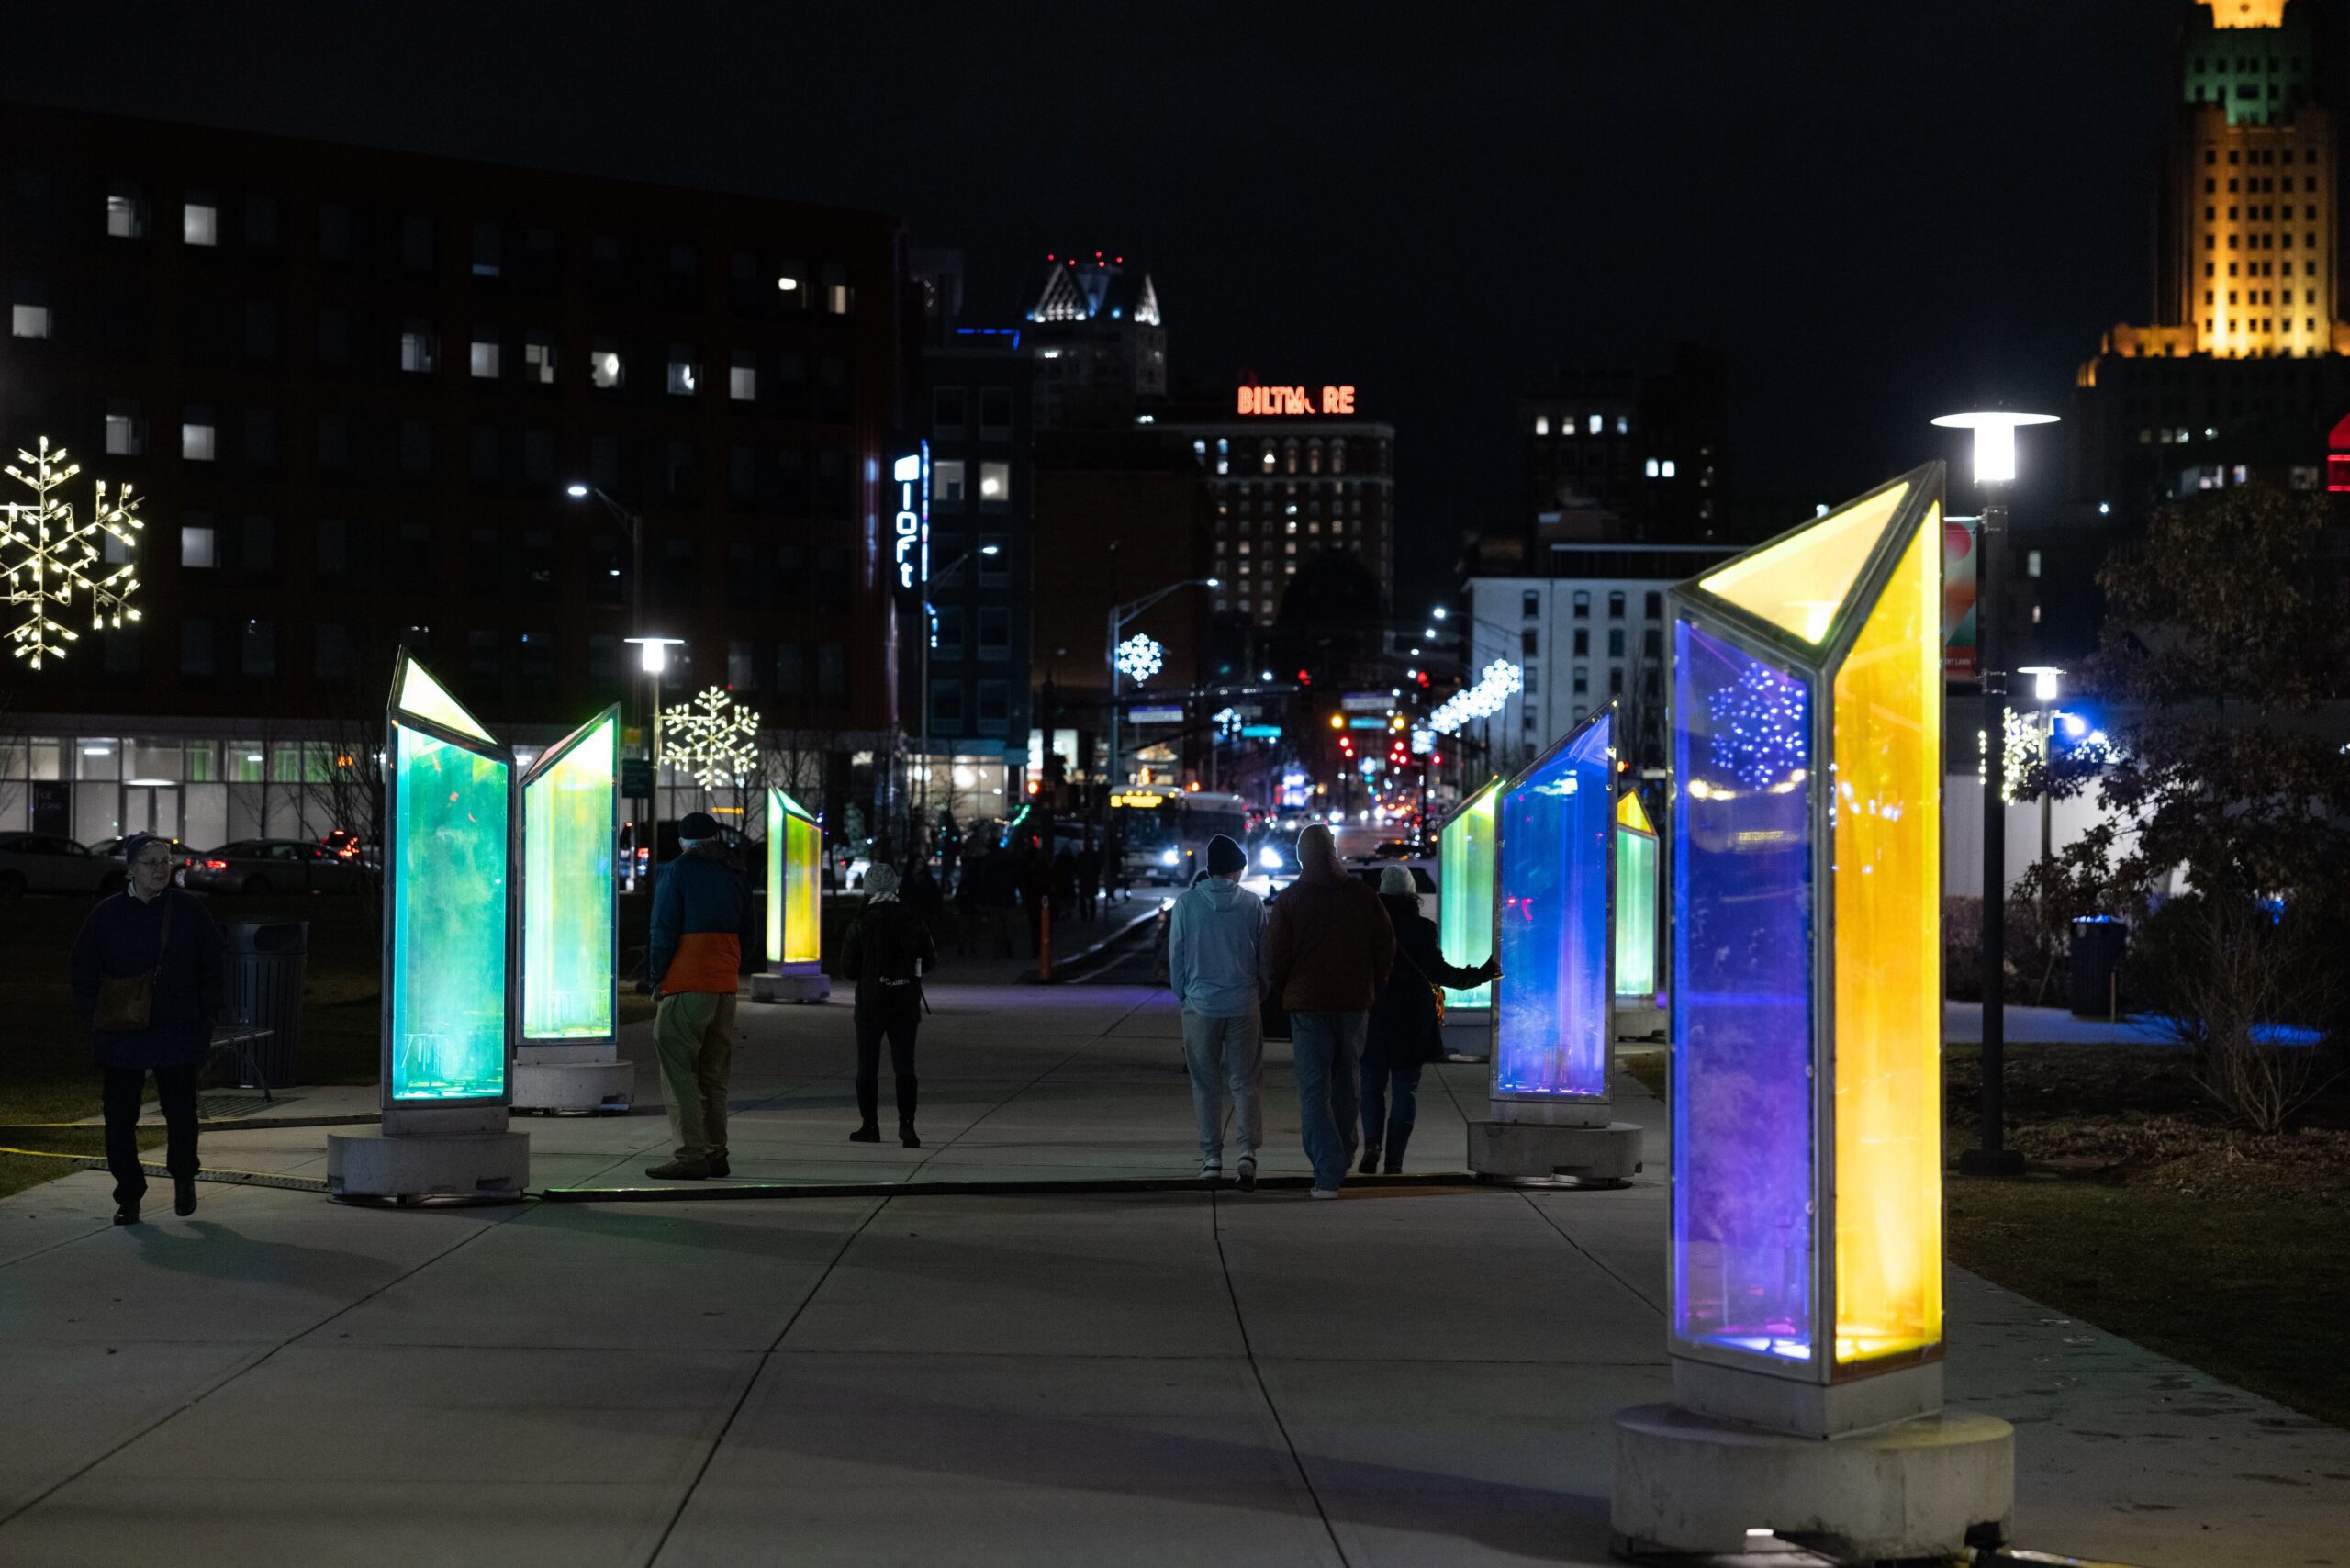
[1494,711,1614,1100]
[1672,621,1816,1361]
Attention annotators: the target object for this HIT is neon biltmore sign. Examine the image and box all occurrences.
[1237,384,1358,416]
[892,443,929,596]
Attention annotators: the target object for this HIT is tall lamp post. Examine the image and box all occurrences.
[625,636,685,893]
[568,482,650,882]
[1105,576,1217,794]
[1932,409,2058,1179]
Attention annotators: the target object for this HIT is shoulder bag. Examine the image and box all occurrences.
[95,895,173,1032]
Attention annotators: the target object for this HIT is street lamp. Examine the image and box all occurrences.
[565,480,650,833]
[1931,409,2059,1179]
[2017,665,2065,915]
[1105,576,1216,794]
[624,635,685,891]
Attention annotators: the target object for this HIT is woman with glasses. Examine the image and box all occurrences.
[68,833,225,1224]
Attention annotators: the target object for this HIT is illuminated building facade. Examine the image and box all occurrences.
[1023,253,1166,431]
[0,102,902,846]
[1517,343,1729,550]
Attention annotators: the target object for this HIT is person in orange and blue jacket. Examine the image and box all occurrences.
[644,811,747,1180]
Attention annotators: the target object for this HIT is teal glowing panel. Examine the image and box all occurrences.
[390,722,510,1100]
[523,716,616,1041]
[1614,826,1659,1000]
[1494,711,1613,1100]
[1438,779,1499,1009]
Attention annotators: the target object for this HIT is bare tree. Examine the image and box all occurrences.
[2153,896,2344,1135]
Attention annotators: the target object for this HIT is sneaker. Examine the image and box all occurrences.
[900,1124,923,1149]
[112,1204,140,1226]
[848,1124,881,1143]
[1236,1157,1257,1193]
[706,1154,731,1179]
[1199,1160,1222,1185]
[173,1178,198,1217]
[644,1157,711,1180]
[1308,1187,1341,1201]
[1357,1146,1381,1176]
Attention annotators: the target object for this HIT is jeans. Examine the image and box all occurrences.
[1362,1059,1424,1170]
[1180,1008,1263,1166]
[102,1063,199,1209]
[655,991,736,1159]
[1288,1011,1365,1191]
[855,1005,921,1127]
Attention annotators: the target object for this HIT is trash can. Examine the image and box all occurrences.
[2067,916,2127,1019]
[222,920,308,1088]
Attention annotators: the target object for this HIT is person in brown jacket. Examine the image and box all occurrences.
[1264,823,1396,1195]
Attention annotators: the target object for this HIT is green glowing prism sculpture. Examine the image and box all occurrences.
[385,651,512,1105]
[1613,789,1660,1002]
[521,708,618,1044]
[767,788,822,968]
[1438,777,1502,1011]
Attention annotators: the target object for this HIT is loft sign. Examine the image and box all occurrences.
[892,444,929,599]
[1237,384,1357,416]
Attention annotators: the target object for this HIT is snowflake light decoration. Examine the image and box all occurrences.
[4,438,144,671]
[1114,633,1165,684]
[1705,661,1808,790]
[661,686,762,791]
[1429,659,1523,734]
[1213,705,1243,739]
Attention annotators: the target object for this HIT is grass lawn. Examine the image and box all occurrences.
[1622,1038,2350,1430]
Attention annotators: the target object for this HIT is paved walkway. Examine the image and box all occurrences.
[3,985,2346,1565]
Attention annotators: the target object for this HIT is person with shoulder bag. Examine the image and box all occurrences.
[1263,823,1395,1198]
[839,864,939,1148]
[68,834,225,1225]
[1364,866,1497,1173]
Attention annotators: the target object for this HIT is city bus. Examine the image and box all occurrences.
[1107,786,1251,886]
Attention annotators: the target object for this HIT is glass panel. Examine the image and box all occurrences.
[1614,822,1659,1001]
[389,723,509,1101]
[397,657,495,743]
[1438,778,1500,1008]
[1697,483,1907,644]
[1673,620,1815,1363]
[1493,711,1613,1100]
[767,789,821,966]
[523,715,615,1041]
[1831,515,1943,1366]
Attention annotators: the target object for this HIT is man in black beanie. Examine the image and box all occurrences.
[1166,832,1267,1190]
[645,811,746,1179]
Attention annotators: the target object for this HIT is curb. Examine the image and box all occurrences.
[539,1170,1499,1203]
[0,1145,331,1193]
[1026,906,1162,983]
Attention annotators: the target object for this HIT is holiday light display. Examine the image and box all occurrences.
[1668,465,1946,1417]
[1429,658,1523,734]
[385,655,511,1103]
[521,708,618,1043]
[3,437,143,670]
[1114,632,1165,683]
[1438,777,1502,1009]
[1492,706,1615,1103]
[661,685,761,792]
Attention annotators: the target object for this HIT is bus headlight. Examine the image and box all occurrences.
[1159,847,1180,867]
[1259,846,1281,869]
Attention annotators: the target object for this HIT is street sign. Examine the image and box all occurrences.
[1128,704,1185,725]
[1241,723,1282,739]
[621,758,655,798]
[1340,693,1390,713]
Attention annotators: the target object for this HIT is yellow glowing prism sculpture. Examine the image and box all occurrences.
[767,788,822,968]
[1666,464,1945,1435]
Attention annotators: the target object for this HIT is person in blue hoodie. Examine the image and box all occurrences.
[1166,834,1266,1191]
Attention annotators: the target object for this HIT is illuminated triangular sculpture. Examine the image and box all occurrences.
[514,706,636,1113]
[1464,703,1641,1184]
[1436,776,1502,1024]
[328,651,530,1202]
[751,787,831,1002]
[1612,787,1661,1018]
[1611,463,2014,1560]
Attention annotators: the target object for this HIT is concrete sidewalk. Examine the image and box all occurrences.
[3,985,2345,1566]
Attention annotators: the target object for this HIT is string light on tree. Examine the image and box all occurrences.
[1429,659,1524,734]
[1114,633,1164,684]
[3,437,144,671]
[1706,661,1808,790]
[661,686,762,792]
[1213,705,1243,739]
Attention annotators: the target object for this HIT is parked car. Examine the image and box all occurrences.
[319,829,381,870]
[183,839,367,894]
[0,832,125,897]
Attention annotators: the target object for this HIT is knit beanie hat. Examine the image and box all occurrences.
[1379,865,1415,896]
[1206,834,1246,876]
[865,864,901,901]
[677,811,722,843]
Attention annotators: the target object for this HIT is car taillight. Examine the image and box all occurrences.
[203,859,228,870]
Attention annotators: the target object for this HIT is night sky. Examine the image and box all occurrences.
[6,1,2183,587]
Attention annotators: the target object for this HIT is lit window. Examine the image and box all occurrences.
[524,330,556,385]
[106,401,143,455]
[666,346,698,396]
[182,418,216,462]
[1534,414,1550,435]
[399,322,435,374]
[822,263,851,314]
[979,461,1010,502]
[183,200,218,246]
[1662,459,1678,478]
[934,460,967,504]
[106,183,144,239]
[776,272,800,294]
[729,350,756,401]
[181,524,217,568]
[470,335,500,378]
[591,340,622,389]
[11,303,49,339]
[1644,457,1660,477]
[1587,413,1602,434]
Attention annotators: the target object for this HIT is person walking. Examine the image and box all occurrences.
[839,864,939,1147]
[1264,823,1394,1198]
[1364,866,1496,1174]
[1167,834,1266,1190]
[69,833,225,1225]
[1018,843,1051,958]
[1076,835,1103,923]
[645,811,746,1181]
[978,843,1020,958]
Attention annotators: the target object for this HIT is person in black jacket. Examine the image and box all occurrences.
[68,833,226,1224]
[1363,867,1495,1174]
[838,864,940,1148]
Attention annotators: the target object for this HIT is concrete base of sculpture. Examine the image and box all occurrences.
[1467,1115,1641,1184]
[1610,1403,2013,1562]
[327,1126,531,1204]
[1674,1356,1943,1439]
[751,963,831,1003]
[1613,1001,1666,1042]
[512,1055,634,1114]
